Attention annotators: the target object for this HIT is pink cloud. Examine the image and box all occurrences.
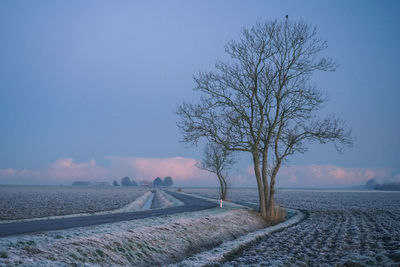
[0,168,16,175]
[288,175,298,183]
[106,156,212,184]
[0,157,217,186]
[242,164,400,187]
[0,168,29,176]
[277,164,396,187]
[1,157,398,187]
[247,165,255,176]
[46,158,108,181]
[0,159,108,184]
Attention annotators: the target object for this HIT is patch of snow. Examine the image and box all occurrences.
[140,192,154,210]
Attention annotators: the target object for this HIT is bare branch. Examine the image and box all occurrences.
[197,143,236,200]
[176,18,353,220]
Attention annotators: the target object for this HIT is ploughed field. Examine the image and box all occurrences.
[185,188,400,266]
[0,186,148,220]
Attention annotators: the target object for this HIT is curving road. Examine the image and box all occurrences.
[0,191,217,238]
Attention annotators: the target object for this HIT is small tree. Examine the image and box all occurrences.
[121,176,137,186]
[112,180,120,186]
[197,143,235,200]
[163,176,173,188]
[176,19,353,221]
[153,177,163,187]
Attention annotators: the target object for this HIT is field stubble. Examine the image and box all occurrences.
[0,186,148,220]
[184,188,400,266]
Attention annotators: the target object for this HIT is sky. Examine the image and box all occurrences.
[0,0,399,187]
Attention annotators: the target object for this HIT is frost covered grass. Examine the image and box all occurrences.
[0,197,265,266]
[3,187,398,266]
[184,187,400,266]
[0,185,149,221]
[173,208,303,267]
[117,191,153,212]
[151,190,184,209]
[266,205,287,226]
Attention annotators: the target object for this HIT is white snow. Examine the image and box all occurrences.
[0,193,266,266]
[139,191,154,210]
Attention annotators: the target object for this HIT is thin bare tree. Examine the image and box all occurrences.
[197,143,235,200]
[176,19,353,221]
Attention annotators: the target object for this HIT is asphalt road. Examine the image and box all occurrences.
[0,191,217,238]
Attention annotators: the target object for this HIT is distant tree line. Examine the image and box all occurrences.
[153,176,174,188]
[365,179,400,191]
[374,183,400,191]
[72,176,174,188]
[120,176,138,186]
[110,176,174,188]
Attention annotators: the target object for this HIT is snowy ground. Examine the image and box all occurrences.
[152,190,184,209]
[0,194,265,266]
[0,189,184,225]
[0,186,148,220]
[184,188,400,266]
[1,187,398,266]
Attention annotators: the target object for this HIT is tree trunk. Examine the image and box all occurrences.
[217,175,226,200]
[267,163,281,221]
[261,151,269,215]
[222,177,227,200]
[253,153,267,219]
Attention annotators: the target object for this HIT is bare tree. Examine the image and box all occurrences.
[176,19,354,221]
[197,143,235,200]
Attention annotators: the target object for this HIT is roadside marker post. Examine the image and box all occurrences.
[220,199,223,208]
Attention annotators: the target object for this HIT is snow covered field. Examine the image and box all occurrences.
[0,186,148,220]
[1,186,399,266]
[0,196,265,266]
[184,188,400,266]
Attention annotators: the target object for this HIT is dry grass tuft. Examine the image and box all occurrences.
[266,205,287,226]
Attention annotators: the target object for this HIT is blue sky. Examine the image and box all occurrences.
[0,1,399,186]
